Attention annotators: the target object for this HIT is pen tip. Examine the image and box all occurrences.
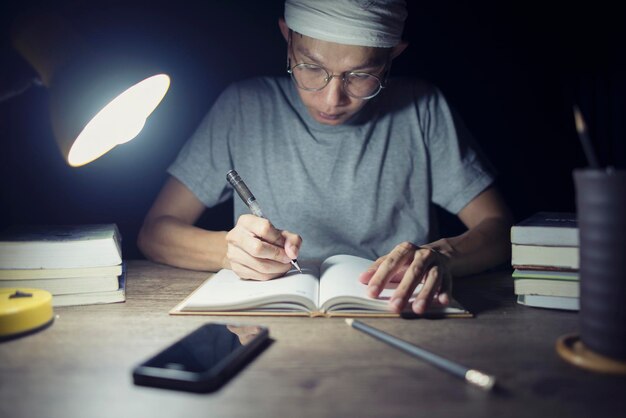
[292,260,302,273]
[345,318,354,326]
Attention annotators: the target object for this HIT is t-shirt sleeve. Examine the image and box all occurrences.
[167,84,239,207]
[422,87,495,214]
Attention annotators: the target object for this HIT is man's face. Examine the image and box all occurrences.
[289,33,390,126]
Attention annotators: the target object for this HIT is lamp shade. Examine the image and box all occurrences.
[12,11,170,167]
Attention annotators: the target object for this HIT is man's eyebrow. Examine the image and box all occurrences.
[294,44,387,71]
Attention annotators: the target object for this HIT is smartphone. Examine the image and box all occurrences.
[132,323,269,393]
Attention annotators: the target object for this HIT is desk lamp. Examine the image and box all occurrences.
[0,11,170,340]
[11,11,170,166]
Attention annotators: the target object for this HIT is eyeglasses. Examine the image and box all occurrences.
[287,62,386,100]
[286,33,388,100]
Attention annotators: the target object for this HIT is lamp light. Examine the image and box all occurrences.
[11,11,170,167]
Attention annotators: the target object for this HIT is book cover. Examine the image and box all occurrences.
[512,269,578,281]
[511,244,579,270]
[0,224,122,269]
[170,254,471,318]
[511,212,578,247]
[52,267,126,307]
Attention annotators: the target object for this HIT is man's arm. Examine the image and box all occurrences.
[137,176,229,271]
[427,185,514,277]
[137,176,302,276]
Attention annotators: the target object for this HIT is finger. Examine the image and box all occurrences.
[367,242,416,297]
[227,244,292,279]
[387,248,437,312]
[230,257,289,281]
[238,215,287,247]
[281,230,302,260]
[412,266,441,314]
[358,256,386,284]
[437,292,450,306]
[229,226,292,264]
[389,266,425,313]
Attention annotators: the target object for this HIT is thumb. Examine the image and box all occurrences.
[281,230,302,260]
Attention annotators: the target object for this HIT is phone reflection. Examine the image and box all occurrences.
[145,324,265,373]
[226,325,264,345]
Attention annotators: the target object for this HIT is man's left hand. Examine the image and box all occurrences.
[358,241,452,314]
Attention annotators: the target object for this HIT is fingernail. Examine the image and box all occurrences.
[439,293,449,305]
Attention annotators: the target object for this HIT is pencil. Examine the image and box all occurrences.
[345,319,496,391]
[573,105,600,169]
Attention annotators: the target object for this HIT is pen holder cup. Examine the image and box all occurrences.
[574,169,626,361]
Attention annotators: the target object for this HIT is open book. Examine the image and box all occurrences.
[170,254,471,318]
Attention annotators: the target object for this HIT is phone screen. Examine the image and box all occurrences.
[143,324,263,372]
[133,323,269,392]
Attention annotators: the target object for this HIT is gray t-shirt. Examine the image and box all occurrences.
[169,76,494,261]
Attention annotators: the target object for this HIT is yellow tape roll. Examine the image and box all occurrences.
[0,288,54,339]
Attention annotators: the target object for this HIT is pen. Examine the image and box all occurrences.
[345,319,496,391]
[226,169,302,273]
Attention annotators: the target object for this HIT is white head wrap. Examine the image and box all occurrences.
[284,0,407,48]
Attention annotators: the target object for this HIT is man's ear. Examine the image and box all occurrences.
[390,41,408,60]
[278,18,289,42]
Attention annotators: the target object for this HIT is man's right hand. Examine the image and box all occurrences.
[225,214,302,280]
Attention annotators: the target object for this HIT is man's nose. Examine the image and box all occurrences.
[324,75,349,106]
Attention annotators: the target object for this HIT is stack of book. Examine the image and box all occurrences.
[0,224,125,307]
[510,212,579,311]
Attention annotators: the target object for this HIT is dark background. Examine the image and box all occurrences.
[1,0,625,259]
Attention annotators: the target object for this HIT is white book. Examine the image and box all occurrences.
[0,224,122,269]
[511,244,579,270]
[510,212,578,246]
[514,278,579,298]
[517,294,579,311]
[171,254,470,318]
[0,264,122,279]
[52,273,126,307]
[0,275,120,295]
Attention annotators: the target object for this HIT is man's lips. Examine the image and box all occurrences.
[318,112,342,120]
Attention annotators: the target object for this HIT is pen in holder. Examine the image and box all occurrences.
[556,107,626,373]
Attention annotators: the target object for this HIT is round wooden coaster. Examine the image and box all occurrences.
[556,333,626,374]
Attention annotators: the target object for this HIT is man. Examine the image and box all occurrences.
[138,0,513,315]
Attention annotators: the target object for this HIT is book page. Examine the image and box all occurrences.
[180,263,321,312]
[318,255,393,312]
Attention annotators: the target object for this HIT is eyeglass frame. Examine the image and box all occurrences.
[285,31,391,100]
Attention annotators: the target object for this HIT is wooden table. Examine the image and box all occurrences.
[1,260,625,418]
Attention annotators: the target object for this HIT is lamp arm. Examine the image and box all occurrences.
[0,75,43,104]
